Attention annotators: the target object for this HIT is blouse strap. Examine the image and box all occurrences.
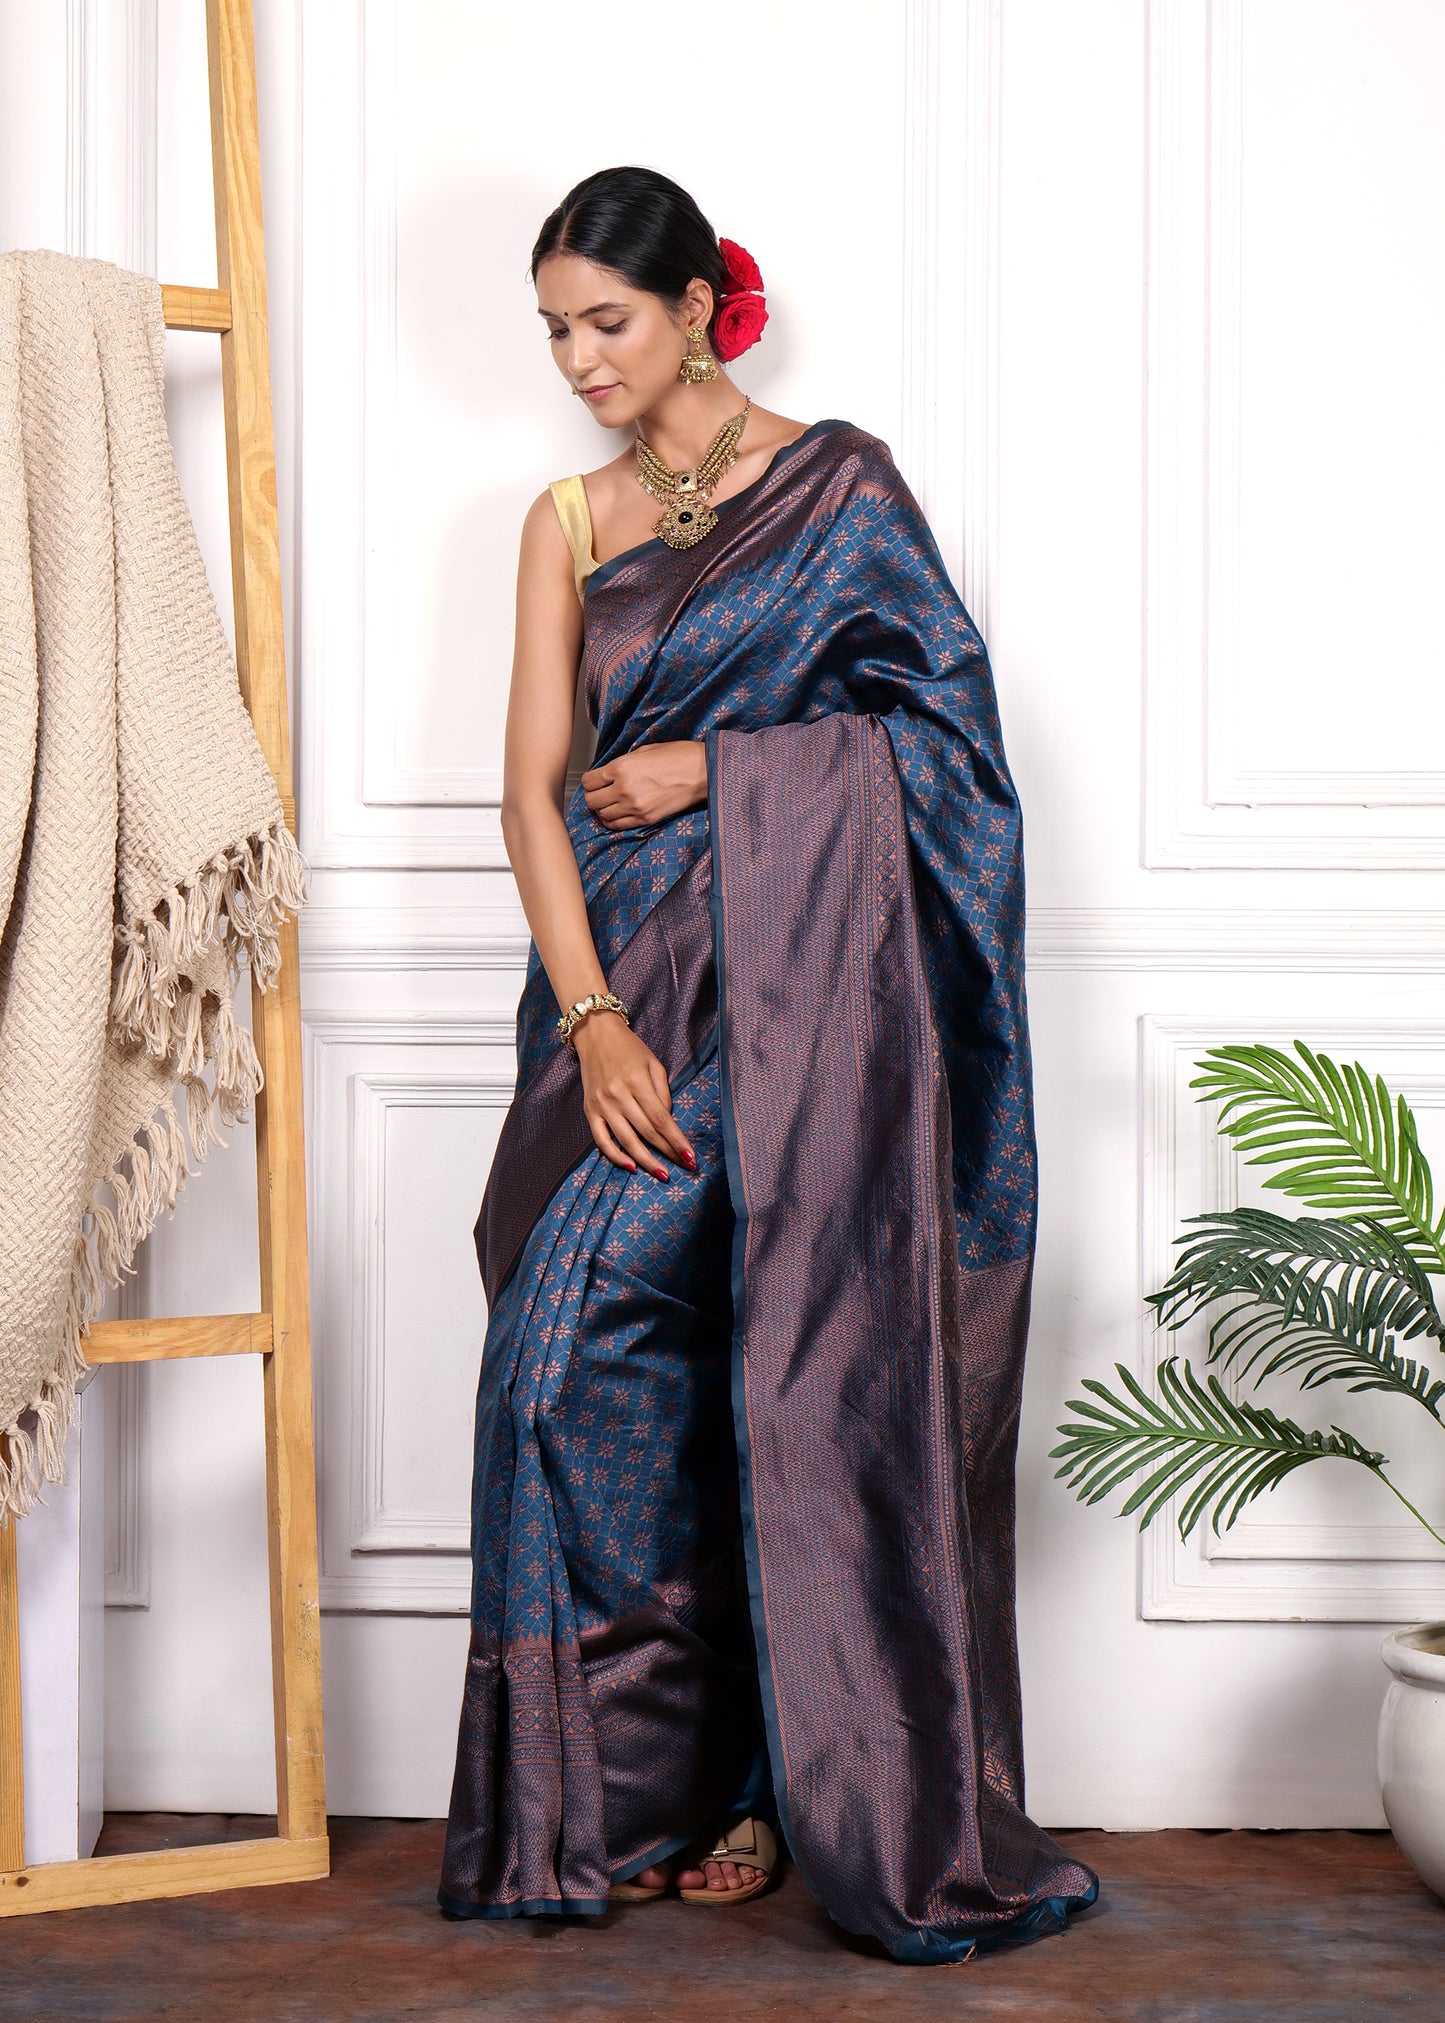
[548,474,601,603]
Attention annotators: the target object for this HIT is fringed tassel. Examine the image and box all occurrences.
[0,1275,92,1527]
[183,1072,222,1159]
[172,986,205,1080]
[110,815,307,1065]
[0,816,309,1525]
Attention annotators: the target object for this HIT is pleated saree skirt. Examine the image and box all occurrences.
[438,1040,767,1917]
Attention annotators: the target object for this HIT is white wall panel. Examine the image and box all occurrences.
[306,1011,512,1611]
[1145,0,1445,865]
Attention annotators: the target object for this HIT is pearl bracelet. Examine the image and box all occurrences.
[555,989,631,1049]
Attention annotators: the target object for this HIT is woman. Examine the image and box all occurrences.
[438,165,1101,1964]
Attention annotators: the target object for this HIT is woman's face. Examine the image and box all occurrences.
[535,254,711,426]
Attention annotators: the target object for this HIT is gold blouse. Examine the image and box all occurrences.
[547,474,601,603]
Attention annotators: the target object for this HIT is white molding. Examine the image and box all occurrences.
[901,0,999,632]
[1208,767,1445,809]
[1200,0,1445,814]
[901,0,944,558]
[299,0,508,871]
[959,0,1001,638]
[1200,0,1243,815]
[102,1362,149,1611]
[301,902,529,973]
[67,0,157,271]
[350,1073,512,1556]
[356,0,503,815]
[1138,1013,1445,1621]
[65,0,96,257]
[1143,0,1445,867]
[1025,908,1445,973]
[107,1178,151,1608]
[1206,1520,1445,1566]
[298,901,1445,976]
[303,1009,517,1048]
[305,1009,515,1612]
[119,0,157,276]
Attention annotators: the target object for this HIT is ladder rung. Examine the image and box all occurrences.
[0,1834,328,1915]
[84,1313,273,1363]
[161,283,233,333]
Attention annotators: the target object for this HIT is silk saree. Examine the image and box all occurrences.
[439,419,1100,1962]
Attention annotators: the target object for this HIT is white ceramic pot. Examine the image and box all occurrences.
[1379,1621,1445,1902]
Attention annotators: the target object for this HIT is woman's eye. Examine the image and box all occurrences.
[598,322,626,336]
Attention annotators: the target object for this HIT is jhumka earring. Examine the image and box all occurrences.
[678,326,720,384]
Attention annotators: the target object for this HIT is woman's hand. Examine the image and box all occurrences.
[572,1011,696,1179]
[581,740,707,830]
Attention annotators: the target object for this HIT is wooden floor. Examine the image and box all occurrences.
[7,1814,1444,2021]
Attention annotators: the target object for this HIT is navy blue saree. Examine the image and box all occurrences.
[439,419,1100,1962]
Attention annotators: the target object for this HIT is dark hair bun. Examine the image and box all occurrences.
[531,166,729,345]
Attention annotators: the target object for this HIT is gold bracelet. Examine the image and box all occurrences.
[555,989,631,1049]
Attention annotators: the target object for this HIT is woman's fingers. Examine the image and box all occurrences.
[603,1108,662,1176]
[594,1086,693,1179]
[614,1090,675,1177]
[621,1076,696,1169]
[585,790,642,829]
[644,1058,696,1166]
[586,1111,638,1173]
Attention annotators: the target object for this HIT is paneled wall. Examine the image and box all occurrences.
[2,0,1441,1829]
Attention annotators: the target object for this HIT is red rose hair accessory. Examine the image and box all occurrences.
[713,236,769,362]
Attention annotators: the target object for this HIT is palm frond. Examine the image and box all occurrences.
[1146,1206,1445,1420]
[1050,1356,1388,1540]
[1203,1302,1445,1418]
[1152,1208,1442,1339]
[1190,1044,1445,1271]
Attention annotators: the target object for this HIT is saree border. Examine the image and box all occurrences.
[705,715,1102,1962]
[437,1888,611,1921]
[704,720,811,1907]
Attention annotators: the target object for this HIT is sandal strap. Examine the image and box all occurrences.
[704,1816,776,1871]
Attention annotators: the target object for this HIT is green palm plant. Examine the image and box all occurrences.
[1052,1042,1445,1545]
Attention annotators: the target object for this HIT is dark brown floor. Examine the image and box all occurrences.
[6,1813,1443,2022]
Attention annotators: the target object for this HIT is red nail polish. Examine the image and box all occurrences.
[624,1159,637,1172]
[682,1148,696,1169]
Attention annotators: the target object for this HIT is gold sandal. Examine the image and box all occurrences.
[676,1817,778,1906]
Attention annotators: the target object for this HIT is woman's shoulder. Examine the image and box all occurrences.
[806,416,899,471]
[788,419,912,514]
[751,409,896,480]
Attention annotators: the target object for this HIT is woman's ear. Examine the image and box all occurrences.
[682,277,716,333]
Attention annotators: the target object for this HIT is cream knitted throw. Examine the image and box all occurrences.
[0,251,306,1522]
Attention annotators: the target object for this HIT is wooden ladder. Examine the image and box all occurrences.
[0,0,328,1914]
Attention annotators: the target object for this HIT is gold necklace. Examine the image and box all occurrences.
[634,397,752,550]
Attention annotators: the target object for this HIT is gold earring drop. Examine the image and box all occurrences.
[678,326,720,385]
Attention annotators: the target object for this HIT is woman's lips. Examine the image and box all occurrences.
[582,383,618,403]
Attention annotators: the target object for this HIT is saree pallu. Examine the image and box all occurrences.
[440,420,1101,1962]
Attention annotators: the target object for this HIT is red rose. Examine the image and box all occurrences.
[718,237,764,295]
[713,292,769,362]
[713,237,768,360]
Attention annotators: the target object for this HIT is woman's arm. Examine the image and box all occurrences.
[500,494,696,1180]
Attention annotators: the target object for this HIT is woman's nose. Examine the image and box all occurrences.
[567,334,596,381]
